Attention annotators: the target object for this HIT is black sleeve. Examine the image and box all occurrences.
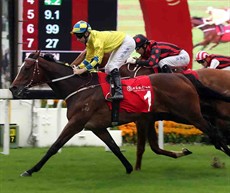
[136,47,161,67]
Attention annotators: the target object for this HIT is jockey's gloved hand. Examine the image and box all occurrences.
[126,57,136,64]
[72,65,80,69]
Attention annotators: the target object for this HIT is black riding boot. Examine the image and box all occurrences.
[110,68,124,100]
[161,65,173,73]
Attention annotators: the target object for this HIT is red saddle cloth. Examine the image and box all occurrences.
[181,69,199,79]
[97,72,154,113]
[216,25,230,41]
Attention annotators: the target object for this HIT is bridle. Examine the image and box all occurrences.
[24,58,41,89]
[22,55,100,101]
[24,57,75,89]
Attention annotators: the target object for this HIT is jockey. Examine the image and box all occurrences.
[71,20,135,100]
[205,7,230,35]
[195,51,230,70]
[126,34,190,73]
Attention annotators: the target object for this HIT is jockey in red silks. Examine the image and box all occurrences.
[195,51,230,70]
[126,34,190,73]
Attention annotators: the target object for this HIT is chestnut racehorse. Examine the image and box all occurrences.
[191,16,230,50]
[120,63,230,170]
[10,51,230,177]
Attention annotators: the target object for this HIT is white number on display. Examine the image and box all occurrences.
[27,10,35,19]
[27,38,34,48]
[46,24,59,34]
[46,39,59,48]
[44,10,60,20]
[27,0,35,4]
[53,0,61,5]
[27,24,34,33]
[44,0,52,4]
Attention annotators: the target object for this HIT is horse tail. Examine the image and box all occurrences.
[184,74,230,102]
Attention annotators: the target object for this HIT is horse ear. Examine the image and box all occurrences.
[34,50,41,58]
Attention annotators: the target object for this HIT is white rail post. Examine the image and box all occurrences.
[158,121,164,149]
[2,100,10,155]
[57,100,63,153]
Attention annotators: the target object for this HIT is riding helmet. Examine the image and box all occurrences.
[71,20,92,34]
[195,51,209,61]
[133,34,149,50]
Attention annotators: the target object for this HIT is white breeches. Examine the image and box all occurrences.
[104,35,135,74]
[158,50,190,68]
[222,66,230,70]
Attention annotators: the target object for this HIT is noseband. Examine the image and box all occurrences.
[24,57,75,89]
[24,57,41,89]
[22,56,98,101]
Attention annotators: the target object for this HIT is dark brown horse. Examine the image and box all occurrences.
[10,51,230,177]
[191,16,230,50]
[120,63,230,170]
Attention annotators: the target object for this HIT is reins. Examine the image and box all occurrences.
[65,84,100,101]
[24,56,101,100]
[125,63,157,77]
[25,57,76,88]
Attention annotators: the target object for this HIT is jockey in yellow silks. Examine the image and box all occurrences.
[71,20,135,100]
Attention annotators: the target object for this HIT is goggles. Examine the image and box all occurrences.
[75,33,85,39]
[197,60,205,64]
[135,46,142,51]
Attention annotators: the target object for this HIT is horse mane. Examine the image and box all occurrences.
[25,52,104,93]
[43,53,71,67]
[192,16,202,20]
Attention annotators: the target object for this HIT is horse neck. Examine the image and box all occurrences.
[38,58,97,99]
[119,64,135,77]
[191,18,216,30]
[191,17,204,27]
[120,63,155,77]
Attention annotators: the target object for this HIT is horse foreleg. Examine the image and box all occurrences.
[135,120,148,170]
[147,121,192,158]
[92,128,133,174]
[21,118,83,177]
[193,39,210,50]
[193,42,201,48]
[207,42,219,50]
[208,34,222,50]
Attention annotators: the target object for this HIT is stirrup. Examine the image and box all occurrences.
[109,94,124,100]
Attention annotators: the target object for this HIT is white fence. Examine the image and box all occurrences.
[0,100,122,147]
[0,89,163,155]
[0,89,122,155]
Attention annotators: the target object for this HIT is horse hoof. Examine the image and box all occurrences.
[135,166,141,171]
[20,171,32,177]
[126,166,133,174]
[182,148,192,155]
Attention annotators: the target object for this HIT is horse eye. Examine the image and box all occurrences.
[24,59,35,68]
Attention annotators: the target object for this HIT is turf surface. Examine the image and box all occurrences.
[1,145,230,193]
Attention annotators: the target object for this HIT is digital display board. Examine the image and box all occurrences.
[22,0,86,63]
[21,0,117,63]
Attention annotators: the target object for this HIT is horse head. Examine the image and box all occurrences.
[191,16,217,30]
[10,51,46,98]
[10,51,73,98]
[10,51,99,99]
[191,16,204,28]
